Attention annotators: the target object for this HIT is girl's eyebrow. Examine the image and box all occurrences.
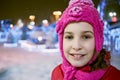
[64,32,73,34]
[83,31,94,34]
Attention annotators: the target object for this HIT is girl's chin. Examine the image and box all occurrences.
[71,63,84,67]
[69,60,87,67]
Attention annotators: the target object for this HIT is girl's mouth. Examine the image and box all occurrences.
[70,54,85,60]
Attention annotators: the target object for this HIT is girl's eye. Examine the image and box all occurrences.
[65,35,73,40]
[82,35,92,40]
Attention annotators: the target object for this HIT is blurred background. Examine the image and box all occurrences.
[0,0,120,80]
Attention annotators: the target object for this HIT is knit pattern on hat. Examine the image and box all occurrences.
[56,0,104,53]
[56,0,105,80]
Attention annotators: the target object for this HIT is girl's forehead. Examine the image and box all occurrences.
[64,22,93,32]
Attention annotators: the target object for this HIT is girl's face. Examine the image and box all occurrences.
[63,22,95,67]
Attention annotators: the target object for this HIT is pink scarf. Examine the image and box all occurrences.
[62,59,106,80]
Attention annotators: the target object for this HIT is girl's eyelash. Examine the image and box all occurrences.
[65,35,73,39]
[82,35,92,39]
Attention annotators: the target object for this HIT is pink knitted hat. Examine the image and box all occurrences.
[56,0,105,79]
[56,0,104,60]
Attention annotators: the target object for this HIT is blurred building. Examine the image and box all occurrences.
[98,0,120,54]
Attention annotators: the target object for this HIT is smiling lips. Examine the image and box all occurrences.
[70,53,85,60]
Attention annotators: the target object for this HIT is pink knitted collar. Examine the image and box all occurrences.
[61,62,107,80]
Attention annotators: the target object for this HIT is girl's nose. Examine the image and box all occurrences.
[73,47,81,51]
[72,38,82,51]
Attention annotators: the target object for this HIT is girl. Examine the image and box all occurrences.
[51,0,120,80]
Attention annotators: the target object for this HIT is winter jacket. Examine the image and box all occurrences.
[51,64,120,80]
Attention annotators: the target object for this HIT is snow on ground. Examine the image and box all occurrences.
[0,43,62,80]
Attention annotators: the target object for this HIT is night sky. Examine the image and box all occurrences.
[0,0,99,25]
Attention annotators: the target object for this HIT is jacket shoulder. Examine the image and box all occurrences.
[101,65,120,80]
[51,64,64,80]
